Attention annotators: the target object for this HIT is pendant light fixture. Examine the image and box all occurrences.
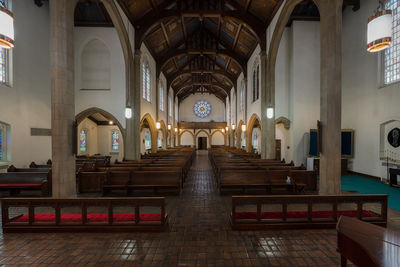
[367,0,392,53]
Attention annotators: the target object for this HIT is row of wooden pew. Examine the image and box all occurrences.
[209,146,317,193]
[77,147,196,195]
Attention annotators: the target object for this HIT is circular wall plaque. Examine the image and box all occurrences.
[193,100,211,118]
[388,127,400,148]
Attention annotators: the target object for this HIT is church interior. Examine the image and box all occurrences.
[0,0,400,265]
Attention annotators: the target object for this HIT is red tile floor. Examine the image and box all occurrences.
[0,151,359,266]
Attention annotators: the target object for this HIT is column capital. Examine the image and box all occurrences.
[259,50,267,58]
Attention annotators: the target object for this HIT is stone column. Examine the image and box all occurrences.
[125,50,141,159]
[317,0,343,194]
[50,0,78,197]
[261,50,276,159]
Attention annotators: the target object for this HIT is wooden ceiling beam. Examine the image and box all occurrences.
[134,9,264,48]
[168,69,235,87]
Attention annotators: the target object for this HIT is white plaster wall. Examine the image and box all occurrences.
[288,21,320,165]
[275,28,290,120]
[246,45,262,123]
[97,125,124,162]
[140,44,157,122]
[179,94,225,122]
[74,27,126,128]
[342,0,400,178]
[212,131,225,146]
[0,1,51,167]
[276,123,290,162]
[180,131,194,146]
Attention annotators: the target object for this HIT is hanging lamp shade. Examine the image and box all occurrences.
[0,6,14,49]
[367,10,392,53]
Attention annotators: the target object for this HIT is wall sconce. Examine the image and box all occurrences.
[225,126,229,132]
[241,125,246,132]
[109,121,113,125]
[174,127,178,132]
[125,107,132,119]
[222,129,225,133]
[168,124,171,130]
[231,124,236,130]
[156,122,161,129]
[267,107,274,119]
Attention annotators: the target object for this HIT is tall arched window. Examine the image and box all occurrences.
[111,130,119,151]
[168,96,172,117]
[144,129,151,150]
[0,0,11,86]
[159,83,164,111]
[142,58,151,102]
[80,129,87,152]
[252,63,260,102]
[384,0,400,84]
[240,83,245,112]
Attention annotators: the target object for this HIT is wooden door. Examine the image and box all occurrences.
[198,137,207,150]
[275,139,281,160]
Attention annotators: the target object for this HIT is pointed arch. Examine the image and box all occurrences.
[211,129,227,146]
[140,113,157,153]
[158,120,168,149]
[236,120,245,149]
[246,114,262,152]
[178,130,195,146]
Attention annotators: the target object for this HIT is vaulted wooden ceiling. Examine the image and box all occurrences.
[117,0,284,102]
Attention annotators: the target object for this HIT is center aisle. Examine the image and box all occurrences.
[164,150,341,266]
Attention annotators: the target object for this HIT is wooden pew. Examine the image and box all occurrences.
[128,171,182,194]
[337,216,400,267]
[1,197,168,232]
[0,172,52,196]
[102,171,130,195]
[77,171,108,193]
[231,194,388,230]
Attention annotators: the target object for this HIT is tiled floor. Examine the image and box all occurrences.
[0,151,371,266]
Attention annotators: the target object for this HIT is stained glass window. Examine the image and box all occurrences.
[193,100,211,118]
[157,132,162,148]
[142,59,151,101]
[159,83,164,111]
[252,64,260,101]
[145,129,151,150]
[111,130,119,151]
[385,0,400,84]
[79,129,87,152]
[252,129,258,150]
[0,129,2,160]
[168,96,172,117]
[0,48,8,84]
[241,132,246,149]
[0,0,7,8]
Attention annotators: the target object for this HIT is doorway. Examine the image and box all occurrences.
[198,137,207,150]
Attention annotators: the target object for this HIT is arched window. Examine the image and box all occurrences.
[241,131,246,149]
[157,131,162,148]
[384,0,400,84]
[79,129,87,152]
[252,63,260,102]
[159,83,164,111]
[168,96,172,117]
[144,129,151,150]
[111,130,119,151]
[240,82,245,112]
[0,0,11,86]
[142,58,151,102]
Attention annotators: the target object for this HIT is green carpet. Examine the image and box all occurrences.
[341,176,400,211]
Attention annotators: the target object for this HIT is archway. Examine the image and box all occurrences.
[246,114,261,153]
[75,107,125,161]
[211,130,226,146]
[140,114,157,153]
[157,120,167,150]
[195,130,211,150]
[179,130,195,147]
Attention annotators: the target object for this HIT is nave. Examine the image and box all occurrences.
[0,151,342,266]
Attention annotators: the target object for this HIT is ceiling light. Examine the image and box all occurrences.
[0,6,14,49]
[367,9,392,53]
[125,107,132,119]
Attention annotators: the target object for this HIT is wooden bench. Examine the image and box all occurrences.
[128,171,182,194]
[337,216,400,267]
[1,197,168,232]
[102,171,131,195]
[8,166,50,173]
[0,172,52,196]
[231,194,388,230]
